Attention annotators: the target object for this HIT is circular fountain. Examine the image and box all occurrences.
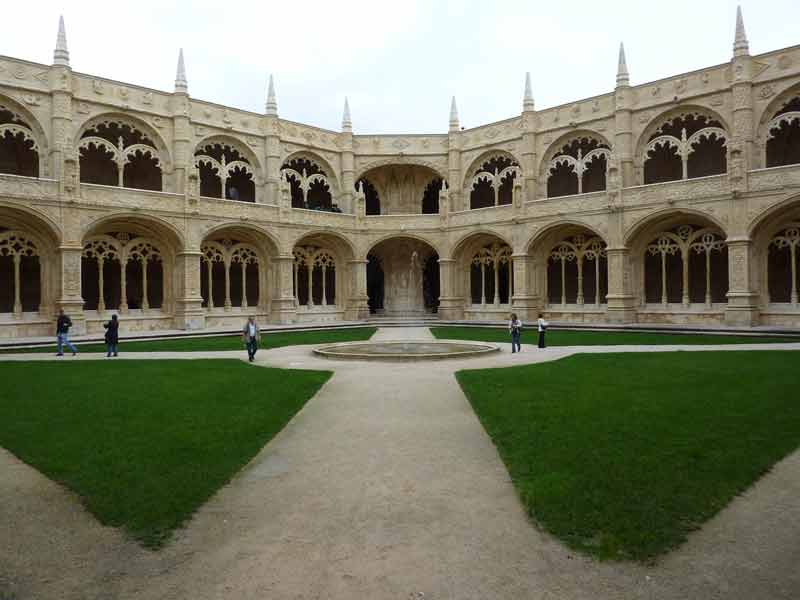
[312,340,500,361]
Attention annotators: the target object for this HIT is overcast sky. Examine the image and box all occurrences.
[2,1,797,134]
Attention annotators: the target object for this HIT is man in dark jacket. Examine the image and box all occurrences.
[56,309,77,357]
[104,314,120,357]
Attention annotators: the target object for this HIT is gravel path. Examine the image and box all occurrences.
[1,330,798,599]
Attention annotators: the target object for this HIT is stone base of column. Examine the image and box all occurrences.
[606,294,638,324]
[271,297,298,324]
[345,296,370,321]
[174,298,206,330]
[510,294,538,320]
[437,296,464,320]
[724,292,760,326]
[56,300,87,335]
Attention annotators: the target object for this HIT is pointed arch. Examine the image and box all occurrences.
[0,95,49,178]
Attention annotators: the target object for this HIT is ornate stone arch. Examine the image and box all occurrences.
[0,94,50,177]
[526,219,609,255]
[194,134,263,182]
[355,157,447,183]
[756,82,800,169]
[364,232,443,260]
[462,149,521,191]
[748,193,800,238]
[289,229,357,261]
[283,151,340,193]
[75,112,172,173]
[624,207,729,249]
[539,130,613,197]
[0,202,62,246]
[201,222,281,257]
[81,212,185,254]
[450,228,514,261]
[635,104,730,184]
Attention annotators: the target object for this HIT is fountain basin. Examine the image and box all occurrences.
[312,340,500,361]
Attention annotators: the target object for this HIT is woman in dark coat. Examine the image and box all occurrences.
[104,314,119,357]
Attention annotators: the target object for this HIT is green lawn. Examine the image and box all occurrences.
[1,327,377,354]
[0,360,331,547]
[456,351,800,562]
[432,326,800,346]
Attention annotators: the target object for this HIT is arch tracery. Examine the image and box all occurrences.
[281,157,337,211]
[468,155,520,209]
[0,103,41,178]
[546,136,611,198]
[195,140,256,202]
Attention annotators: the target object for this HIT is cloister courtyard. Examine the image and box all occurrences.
[1,324,799,599]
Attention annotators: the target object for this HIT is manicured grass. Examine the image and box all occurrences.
[432,326,800,346]
[1,327,376,354]
[456,351,800,562]
[0,360,331,547]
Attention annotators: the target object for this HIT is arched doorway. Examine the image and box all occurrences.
[367,237,439,316]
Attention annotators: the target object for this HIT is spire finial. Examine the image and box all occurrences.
[523,72,534,111]
[265,74,278,116]
[175,48,188,94]
[54,15,69,67]
[733,5,749,57]
[449,96,460,132]
[342,97,352,132]
[616,42,630,87]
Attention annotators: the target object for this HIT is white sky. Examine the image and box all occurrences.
[2,0,797,134]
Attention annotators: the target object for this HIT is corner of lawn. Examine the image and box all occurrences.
[0,359,331,548]
[455,350,800,562]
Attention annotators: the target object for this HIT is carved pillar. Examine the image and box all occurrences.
[437,258,462,319]
[576,256,585,306]
[97,257,106,313]
[264,115,281,205]
[510,253,538,320]
[681,249,690,307]
[605,247,637,323]
[174,250,205,330]
[224,259,232,310]
[141,258,150,310]
[241,263,248,309]
[12,255,22,316]
[724,238,760,325]
[271,255,298,324]
[306,261,314,307]
[56,245,86,334]
[345,259,369,320]
[50,64,73,186]
[447,131,462,212]
[171,89,191,194]
[521,107,537,202]
[120,258,129,313]
[614,83,635,186]
[321,264,328,306]
[340,132,355,214]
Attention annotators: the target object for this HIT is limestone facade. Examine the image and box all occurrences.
[1,11,800,337]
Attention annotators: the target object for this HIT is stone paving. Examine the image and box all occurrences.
[1,328,799,600]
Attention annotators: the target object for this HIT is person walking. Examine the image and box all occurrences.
[508,312,523,353]
[537,313,549,349]
[103,314,119,357]
[55,309,77,357]
[242,316,260,362]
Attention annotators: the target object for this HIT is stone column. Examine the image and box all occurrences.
[725,238,760,325]
[56,244,86,334]
[171,89,191,195]
[345,259,369,320]
[340,133,355,214]
[614,81,635,186]
[447,134,463,212]
[271,254,298,324]
[510,253,538,320]
[605,247,637,323]
[264,116,282,205]
[437,258,462,319]
[521,106,537,202]
[173,250,205,330]
[50,62,72,186]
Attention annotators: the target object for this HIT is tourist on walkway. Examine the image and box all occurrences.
[104,314,119,357]
[55,309,77,357]
[242,316,260,362]
[508,313,523,353]
[537,313,549,349]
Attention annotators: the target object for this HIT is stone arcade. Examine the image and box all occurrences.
[1,9,800,337]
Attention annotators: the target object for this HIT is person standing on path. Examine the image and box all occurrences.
[537,313,549,349]
[55,309,77,357]
[103,314,119,357]
[242,316,260,362]
[508,313,523,353]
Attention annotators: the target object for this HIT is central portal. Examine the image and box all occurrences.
[367,237,439,317]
